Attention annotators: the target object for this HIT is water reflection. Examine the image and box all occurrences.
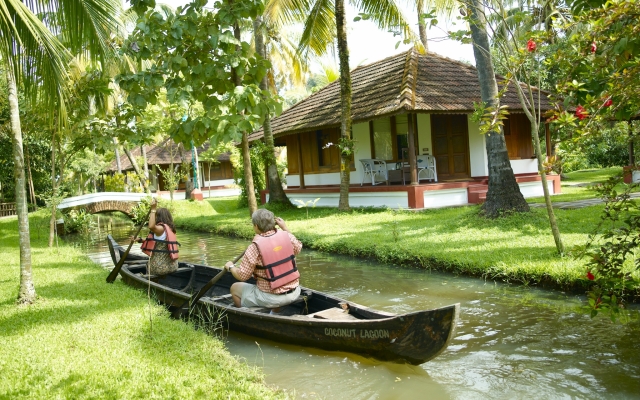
[68,214,640,400]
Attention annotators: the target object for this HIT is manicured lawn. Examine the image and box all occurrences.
[1,212,284,399]
[170,196,625,293]
[527,167,637,203]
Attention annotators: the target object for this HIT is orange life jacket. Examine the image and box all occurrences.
[141,223,180,260]
[253,230,299,290]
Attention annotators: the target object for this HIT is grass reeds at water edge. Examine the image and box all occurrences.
[0,211,285,399]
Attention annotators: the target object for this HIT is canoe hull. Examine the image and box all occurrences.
[107,235,459,364]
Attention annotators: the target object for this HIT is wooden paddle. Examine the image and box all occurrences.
[106,208,152,283]
[171,250,245,319]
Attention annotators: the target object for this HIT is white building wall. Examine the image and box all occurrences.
[273,191,409,209]
[467,117,489,177]
[352,122,373,185]
[416,114,432,155]
[423,188,469,208]
[518,180,556,197]
[510,159,538,175]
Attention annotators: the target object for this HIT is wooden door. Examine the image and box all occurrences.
[431,114,470,180]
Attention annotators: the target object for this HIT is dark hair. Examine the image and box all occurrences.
[155,208,177,234]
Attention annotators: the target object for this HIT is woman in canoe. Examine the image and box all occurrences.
[224,209,302,314]
[135,198,180,276]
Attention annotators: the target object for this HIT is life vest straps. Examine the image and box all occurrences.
[255,255,298,282]
[140,222,180,260]
[252,231,299,289]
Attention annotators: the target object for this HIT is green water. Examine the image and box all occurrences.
[68,215,640,400]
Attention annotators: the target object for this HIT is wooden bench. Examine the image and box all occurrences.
[306,307,359,320]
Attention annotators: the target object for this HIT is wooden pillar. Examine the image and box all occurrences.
[408,113,418,185]
[545,123,552,161]
[297,133,306,189]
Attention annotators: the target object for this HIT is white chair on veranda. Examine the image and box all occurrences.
[360,159,388,186]
[416,155,437,182]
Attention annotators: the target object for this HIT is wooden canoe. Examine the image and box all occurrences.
[107,235,459,364]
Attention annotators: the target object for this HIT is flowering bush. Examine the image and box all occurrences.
[526,39,536,52]
[572,175,640,321]
[575,105,588,120]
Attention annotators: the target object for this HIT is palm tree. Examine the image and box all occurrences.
[414,0,457,51]
[276,0,415,210]
[254,16,292,206]
[1,0,121,304]
[464,0,530,217]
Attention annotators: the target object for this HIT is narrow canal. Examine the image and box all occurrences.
[68,215,640,399]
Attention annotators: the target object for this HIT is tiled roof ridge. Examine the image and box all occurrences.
[425,50,552,98]
[398,48,419,110]
[424,50,477,72]
[350,49,410,73]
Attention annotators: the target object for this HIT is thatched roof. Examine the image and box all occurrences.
[249,48,553,141]
[107,140,230,172]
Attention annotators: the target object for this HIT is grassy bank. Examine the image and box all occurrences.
[168,168,640,295]
[171,199,601,292]
[1,212,284,399]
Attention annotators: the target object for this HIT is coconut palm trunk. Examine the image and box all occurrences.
[8,72,36,304]
[233,22,258,215]
[254,16,291,206]
[24,141,37,206]
[417,0,428,50]
[49,131,57,247]
[336,0,352,211]
[466,0,529,217]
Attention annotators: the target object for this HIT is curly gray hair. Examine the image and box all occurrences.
[251,209,276,233]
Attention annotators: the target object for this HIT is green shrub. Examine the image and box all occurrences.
[104,173,125,192]
[62,209,94,234]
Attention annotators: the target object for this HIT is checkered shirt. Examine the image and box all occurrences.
[235,230,302,294]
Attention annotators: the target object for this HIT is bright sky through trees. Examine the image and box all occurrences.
[156,0,475,69]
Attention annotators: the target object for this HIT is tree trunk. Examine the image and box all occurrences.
[49,131,57,247]
[417,0,428,51]
[336,0,352,211]
[8,71,36,304]
[141,145,149,180]
[530,119,564,254]
[123,145,149,193]
[242,132,258,215]
[254,16,291,206]
[113,137,122,173]
[467,0,529,217]
[234,21,257,215]
[24,141,37,207]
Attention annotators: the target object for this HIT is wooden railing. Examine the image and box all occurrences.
[0,202,17,217]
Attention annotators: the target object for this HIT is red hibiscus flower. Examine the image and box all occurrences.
[575,105,588,120]
[603,98,613,107]
[587,271,595,280]
[591,42,597,53]
[527,39,536,52]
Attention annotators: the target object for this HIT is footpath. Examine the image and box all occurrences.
[528,192,640,209]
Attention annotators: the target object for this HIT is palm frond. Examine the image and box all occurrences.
[265,0,313,27]
[298,0,335,56]
[351,0,417,41]
[54,0,122,63]
[0,0,70,114]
